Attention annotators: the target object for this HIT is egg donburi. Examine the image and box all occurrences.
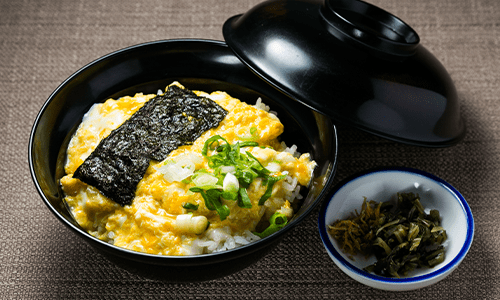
[60,82,316,256]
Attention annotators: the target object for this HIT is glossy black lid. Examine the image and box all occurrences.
[223,0,465,147]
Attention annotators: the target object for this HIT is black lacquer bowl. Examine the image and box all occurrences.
[29,39,338,281]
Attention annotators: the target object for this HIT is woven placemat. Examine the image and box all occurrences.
[1,0,499,298]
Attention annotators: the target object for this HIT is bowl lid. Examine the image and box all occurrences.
[223,0,465,147]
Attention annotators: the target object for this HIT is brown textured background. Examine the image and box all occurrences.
[1,0,499,298]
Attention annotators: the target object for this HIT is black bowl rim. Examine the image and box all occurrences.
[29,38,339,263]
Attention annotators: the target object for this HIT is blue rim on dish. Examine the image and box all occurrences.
[318,167,474,284]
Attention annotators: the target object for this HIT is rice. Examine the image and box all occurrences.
[61,83,317,256]
[185,227,262,255]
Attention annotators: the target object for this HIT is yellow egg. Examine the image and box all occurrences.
[60,82,316,256]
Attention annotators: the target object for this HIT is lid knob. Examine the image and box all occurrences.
[320,0,420,60]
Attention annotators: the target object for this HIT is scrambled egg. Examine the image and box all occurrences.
[60,82,316,256]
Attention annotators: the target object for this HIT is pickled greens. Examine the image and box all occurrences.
[328,192,447,278]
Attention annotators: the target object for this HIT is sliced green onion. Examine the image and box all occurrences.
[192,173,219,187]
[189,187,214,210]
[157,156,196,182]
[221,191,238,200]
[238,141,259,148]
[238,169,258,188]
[258,174,287,205]
[189,183,223,190]
[246,151,270,177]
[189,187,230,220]
[219,166,236,174]
[202,135,229,157]
[182,202,199,210]
[209,194,230,221]
[254,212,288,238]
[238,187,252,208]
[191,135,290,221]
[238,127,260,141]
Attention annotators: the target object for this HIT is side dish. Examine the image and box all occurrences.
[60,82,316,256]
[328,192,447,278]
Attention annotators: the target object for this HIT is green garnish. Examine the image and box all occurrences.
[189,135,286,221]
[190,187,230,221]
[221,191,238,201]
[259,175,287,205]
[182,202,199,210]
[236,141,259,148]
[238,126,260,141]
[254,212,288,238]
[238,187,252,208]
[328,192,447,278]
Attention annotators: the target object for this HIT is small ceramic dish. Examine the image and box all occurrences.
[318,167,474,291]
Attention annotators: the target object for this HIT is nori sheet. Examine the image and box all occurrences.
[73,85,228,206]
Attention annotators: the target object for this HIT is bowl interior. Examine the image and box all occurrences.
[319,167,473,286]
[30,39,338,265]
